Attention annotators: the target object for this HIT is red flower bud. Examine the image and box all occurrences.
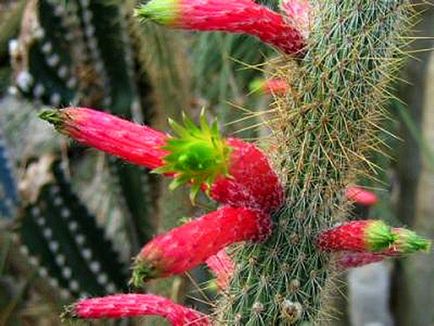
[316,220,396,253]
[345,186,378,206]
[131,206,271,287]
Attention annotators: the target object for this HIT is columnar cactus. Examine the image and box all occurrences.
[39,0,433,325]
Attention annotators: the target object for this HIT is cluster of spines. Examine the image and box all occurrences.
[218,1,415,324]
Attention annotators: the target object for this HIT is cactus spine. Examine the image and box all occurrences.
[217,1,412,324]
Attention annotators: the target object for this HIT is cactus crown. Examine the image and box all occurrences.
[154,112,231,201]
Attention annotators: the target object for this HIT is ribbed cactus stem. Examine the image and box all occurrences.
[217,1,411,324]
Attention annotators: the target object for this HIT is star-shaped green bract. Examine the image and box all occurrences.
[154,112,231,202]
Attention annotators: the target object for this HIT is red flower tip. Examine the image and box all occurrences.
[131,207,271,288]
[136,0,306,55]
[206,249,235,289]
[316,220,396,253]
[63,293,210,325]
[249,78,289,96]
[345,186,378,207]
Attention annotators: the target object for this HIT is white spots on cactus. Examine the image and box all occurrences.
[41,42,53,54]
[31,206,41,217]
[62,267,72,279]
[60,289,71,300]
[53,196,63,207]
[34,28,45,40]
[58,66,68,79]
[61,208,71,219]
[106,283,116,293]
[80,0,90,8]
[97,273,108,285]
[50,185,60,195]
[68,221,78,232]
[29,256,39,266]
[89,261,100,273]
[56,254,66,266]
[49,278,59,288]
[81,248,92,260]
[281,300,303,323]
[36,216,46,226]
[64,32,74,42]
[68,280,79,292]
[47,54,60,67]
[50,93,61,106]
[38,267,48,278]
[87,38,98,52]
[85,26,95,38]
[16,71,34,92]
[66,77,77,89]
[33,84,45,98]
[42,227,53,239]
[75,234,85,246]
[94,61,104,74]
[49,241,59,253]
[82,10,93,24]
[19,245,29,256]
[8,39,19,57]
[54,4,65,17]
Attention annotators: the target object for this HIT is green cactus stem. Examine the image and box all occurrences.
[217,1,412,324]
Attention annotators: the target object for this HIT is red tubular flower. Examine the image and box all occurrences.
[64,294,210,325]
[131,206,271,287]
[337,252,385,269]
[316,220,396,253]
[40,107,284,213]
[345,186,378,207]
[39,108,168,169]
[249,78,289,96]
[135,0,306,55]
[205,249,235,289]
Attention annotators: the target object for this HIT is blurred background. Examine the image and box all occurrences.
[0,1,433,325]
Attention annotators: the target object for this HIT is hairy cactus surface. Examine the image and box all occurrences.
[216,1,424,324]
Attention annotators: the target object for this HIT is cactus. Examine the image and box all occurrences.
[215,1,417,324]
[18,158,128,298]
[0,128,19,219]
[10,0,434,325]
